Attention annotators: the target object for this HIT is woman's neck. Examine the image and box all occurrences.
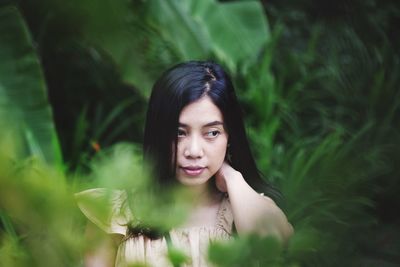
[184,182,220,206]
[180,182,223,228]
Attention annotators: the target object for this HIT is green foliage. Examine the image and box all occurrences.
[167,246,190,267]
[238,1,400,265]
[33,0,269,98]
[145,0,269,73]
[0,5,62,167]
[0,140,84,266]
[83,144,193,232]
[209,235,283,267]
[0,0,399,266]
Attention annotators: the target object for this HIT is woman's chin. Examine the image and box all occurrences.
[176,174,212,187]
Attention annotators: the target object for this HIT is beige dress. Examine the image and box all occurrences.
[76,188,234,267]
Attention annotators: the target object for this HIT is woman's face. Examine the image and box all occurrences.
[175,96,228,187]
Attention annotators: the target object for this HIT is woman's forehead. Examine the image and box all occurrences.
[179,96,224,126]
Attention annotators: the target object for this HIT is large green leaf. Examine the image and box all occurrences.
[147,0,270,72]
[0,5,62,166]
[74,0,269,96]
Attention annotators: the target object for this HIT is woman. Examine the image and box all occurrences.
[77,61,293,267]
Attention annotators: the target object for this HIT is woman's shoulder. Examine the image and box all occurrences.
[75,188,132,235]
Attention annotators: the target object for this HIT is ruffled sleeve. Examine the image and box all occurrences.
[75,188,132,235]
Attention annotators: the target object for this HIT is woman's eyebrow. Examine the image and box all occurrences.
[178,123,188,128]
[204,121,224,127]
[178,121,224,128]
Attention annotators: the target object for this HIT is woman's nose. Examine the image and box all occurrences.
[184,136,204,158]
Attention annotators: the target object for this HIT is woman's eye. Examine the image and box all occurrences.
[205,130,220,138]
[177,129,186,137]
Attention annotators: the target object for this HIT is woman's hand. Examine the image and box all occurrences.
[216,162,293,242]
[215,162,241,193]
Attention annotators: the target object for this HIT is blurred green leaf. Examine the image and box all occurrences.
[167,246,189,267]
[148,0,269,72]
[208,235,282,267]
[75,0,269,95]
[0,5,62,167]
[0,144,84,266]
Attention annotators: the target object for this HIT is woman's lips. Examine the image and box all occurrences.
[181,166,205,176]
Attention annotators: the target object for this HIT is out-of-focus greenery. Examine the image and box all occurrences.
[0,5,62,167]
[0,139,84,266]
[1,0,399,266]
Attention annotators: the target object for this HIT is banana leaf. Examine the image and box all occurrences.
[0,5,62,167]
[75,0,269,96]
[146,0,270,73]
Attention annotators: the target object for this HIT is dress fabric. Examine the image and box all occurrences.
[76,188,234,267]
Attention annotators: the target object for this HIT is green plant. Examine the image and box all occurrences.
[0,5,62,167]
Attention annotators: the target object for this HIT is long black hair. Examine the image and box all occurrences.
[143,60,280,200]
